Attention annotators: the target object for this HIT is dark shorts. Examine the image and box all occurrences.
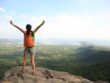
[24,47,35,56]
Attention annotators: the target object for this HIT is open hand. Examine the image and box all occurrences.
[42,20,45,24]
[10,20,14,25]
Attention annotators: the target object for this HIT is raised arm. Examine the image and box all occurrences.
[33,20,45,33]
[10,20,25,33]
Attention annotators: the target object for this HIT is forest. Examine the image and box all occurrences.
[0,44,110,82]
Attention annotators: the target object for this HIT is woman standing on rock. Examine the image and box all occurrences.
[10,20,45,75]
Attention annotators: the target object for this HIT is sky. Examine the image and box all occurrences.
[0,0,110,41]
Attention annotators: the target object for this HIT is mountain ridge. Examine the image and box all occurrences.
[0,66,108,83]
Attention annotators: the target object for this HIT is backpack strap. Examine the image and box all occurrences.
[31,31,35,40]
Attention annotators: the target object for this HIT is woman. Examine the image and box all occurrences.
[10,20,45,75]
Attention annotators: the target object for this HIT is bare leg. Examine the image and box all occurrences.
[30,55,36,74]
[21,54,27,72]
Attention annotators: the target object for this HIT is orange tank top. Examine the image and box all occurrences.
[24,32,35,47]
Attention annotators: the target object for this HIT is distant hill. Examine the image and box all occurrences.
[1,38,110,46]
[74,46,110,81]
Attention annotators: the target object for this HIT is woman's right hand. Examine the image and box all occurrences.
[10,20,14,25]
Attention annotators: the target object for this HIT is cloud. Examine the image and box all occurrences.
[1,11,110,40]
[31,16,38,21]
[19,15,47,27]
[36,13,110,40]
[9,10,16,15]
[39,16,47,21]
[5,15,12,19]
[20,15,38,20]
[0,7,6,12]
[20,14,28,19]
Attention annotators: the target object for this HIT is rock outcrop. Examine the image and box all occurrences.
[0,66,108,83]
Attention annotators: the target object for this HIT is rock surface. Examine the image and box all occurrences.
[0,66,108,83]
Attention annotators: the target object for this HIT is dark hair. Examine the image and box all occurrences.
[25,24,34,37]
[26,24,32,36]
[26,24,32,31]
